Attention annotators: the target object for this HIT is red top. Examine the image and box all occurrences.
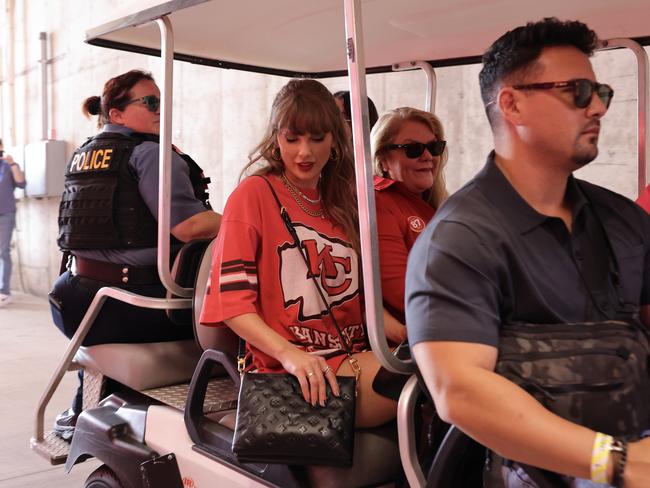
[200,174,366,372]
[374,176,435,323]
[637,185,650,214]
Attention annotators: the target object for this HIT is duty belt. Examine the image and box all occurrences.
[73,256,160,286]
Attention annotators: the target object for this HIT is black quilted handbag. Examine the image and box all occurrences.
[232,373,356,465]
[231,177,359,466]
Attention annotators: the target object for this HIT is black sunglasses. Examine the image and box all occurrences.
[125,95,160,112]
[387,140,446,158]
[511,79,614,109]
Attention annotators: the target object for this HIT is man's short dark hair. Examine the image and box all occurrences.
[479,17,599,125]
[333,90,379,129]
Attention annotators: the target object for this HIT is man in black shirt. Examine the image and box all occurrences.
[406,18,650,487]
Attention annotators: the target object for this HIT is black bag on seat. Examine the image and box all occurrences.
[496,319,650,438]
[232,373,356,466]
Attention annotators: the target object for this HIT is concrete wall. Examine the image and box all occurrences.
[1,0,647,296]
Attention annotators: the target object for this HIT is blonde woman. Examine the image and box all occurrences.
[371,107,448,339]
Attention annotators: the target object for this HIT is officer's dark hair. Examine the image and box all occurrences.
[333,90,379,129]
[82,70,155,128]
[479,17,598,127]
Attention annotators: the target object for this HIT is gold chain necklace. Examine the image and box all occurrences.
[280,173,325,218]
[280,172,322,203]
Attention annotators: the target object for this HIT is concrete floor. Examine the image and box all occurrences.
[0,292,99,487]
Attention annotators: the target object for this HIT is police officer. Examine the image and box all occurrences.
[50,69,221,439]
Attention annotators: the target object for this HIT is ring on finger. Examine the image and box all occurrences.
[322,366,331,375]
[307,371,314,378]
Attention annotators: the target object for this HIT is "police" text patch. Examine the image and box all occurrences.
[68,148,114,173]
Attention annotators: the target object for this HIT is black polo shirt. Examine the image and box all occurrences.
[406,152,650,348]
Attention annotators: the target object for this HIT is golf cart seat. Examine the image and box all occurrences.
[73,240,212,394]
[188,239,403,488]
[73,340,201,391]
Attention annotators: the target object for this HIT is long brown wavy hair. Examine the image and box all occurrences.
[242,79,359,251]
[371,107,449,209]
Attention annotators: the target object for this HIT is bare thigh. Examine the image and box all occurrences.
[336,350,397,428]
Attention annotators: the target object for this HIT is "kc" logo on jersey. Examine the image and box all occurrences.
[279,224,359,320]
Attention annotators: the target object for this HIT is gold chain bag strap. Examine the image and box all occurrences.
[230,175,358,466]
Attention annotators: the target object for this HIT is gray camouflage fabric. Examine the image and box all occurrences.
[496,320,650,438]
[489,319,650,487]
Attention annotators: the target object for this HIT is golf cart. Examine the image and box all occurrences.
[30,0,649,487]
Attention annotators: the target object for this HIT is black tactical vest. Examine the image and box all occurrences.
[57,132,211,250]
[130,133,212,209]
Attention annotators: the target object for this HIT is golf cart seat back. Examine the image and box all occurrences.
[191,238,239,358]
[190,239,402,488]
[167,238,215,326]
[73,240,214,392]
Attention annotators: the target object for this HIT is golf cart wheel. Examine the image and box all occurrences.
[84,465,125,488]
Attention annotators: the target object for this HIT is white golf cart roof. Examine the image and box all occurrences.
[86,0,650,77]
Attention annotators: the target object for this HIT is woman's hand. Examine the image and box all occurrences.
[277,346,340,406]
[223,313,340,407]
[383,308,407,345]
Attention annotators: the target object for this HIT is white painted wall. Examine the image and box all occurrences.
[1,0,647,296]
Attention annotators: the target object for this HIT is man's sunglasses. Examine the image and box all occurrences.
[387,140,446,158]
[511,79,614,109]
[125,95,160,112]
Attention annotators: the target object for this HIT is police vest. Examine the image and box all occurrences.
[57,132,211,250]
[130,132,212,209]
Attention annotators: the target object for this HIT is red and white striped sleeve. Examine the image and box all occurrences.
[199,179,262,325]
